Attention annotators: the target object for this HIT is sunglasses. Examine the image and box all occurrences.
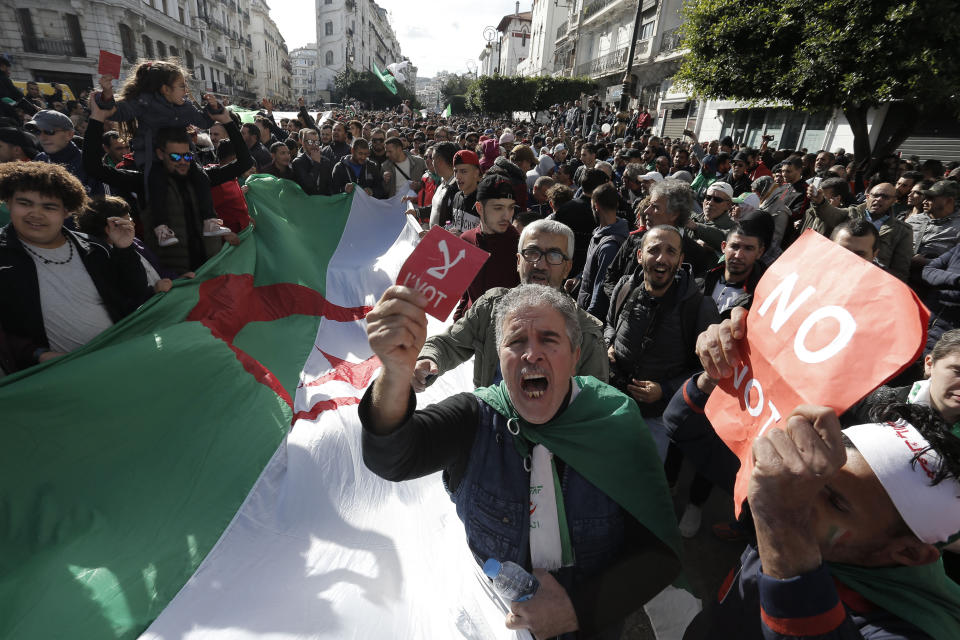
[704,195,730,204]
[168,152,194,162]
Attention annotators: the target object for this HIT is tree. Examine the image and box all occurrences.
[674,0,960,171]
[439,73,474,105]
[466,75,596,118]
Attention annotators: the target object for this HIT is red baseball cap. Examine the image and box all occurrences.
[453,150,480,167]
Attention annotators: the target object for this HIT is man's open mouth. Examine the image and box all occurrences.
[520,373,549,399]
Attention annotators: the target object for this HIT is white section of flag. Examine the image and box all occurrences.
[142,191,522,639]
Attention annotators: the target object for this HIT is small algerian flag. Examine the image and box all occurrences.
[0,176,520,639]
[443,103,452,117]
[373,63,398,95]
[230,106,259,124]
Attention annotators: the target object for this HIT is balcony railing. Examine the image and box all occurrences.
[213,51,227,63]
[659,27,683,54]
[583,0,617,19]
[574,46,628,78]
[208,17,229,34]
[22,37,84,57]
[234,88,256,99]
[555,21,568,40]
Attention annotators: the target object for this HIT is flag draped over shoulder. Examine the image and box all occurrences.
[373,64,399,95]
[0,176,523,639]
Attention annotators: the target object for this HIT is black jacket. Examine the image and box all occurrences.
[551,195,596,278]
[605,264,720,415]
[291,153,334,196]
[0,224,149,372]
[700,260,766,319]
[331,154,386,198]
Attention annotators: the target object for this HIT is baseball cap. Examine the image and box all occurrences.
[668,170,693,184]
[627,149,644,159]
[476,173,515,202]
[707,181,734,199]
[499,131,515,145]
[640,171,663,183]
[0,127,39,158]
[553,143,566,153]
[0,54,11,67]
[921,180,960,200]
[28,110,74,132]
[484,128,494,136]
[453,149,480,167]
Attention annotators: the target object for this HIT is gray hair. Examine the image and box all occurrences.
[649,178,694,226]
[494,284,582,353]
[622,163,645,182]
[594,160,614,177]
[518,219,575,261]
[752,175,774,196]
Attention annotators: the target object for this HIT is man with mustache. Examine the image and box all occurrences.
[413,219,608,391]
[363,283,681,639]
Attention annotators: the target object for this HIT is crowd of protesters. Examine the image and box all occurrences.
[3,53,960,640]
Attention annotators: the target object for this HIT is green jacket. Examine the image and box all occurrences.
[690,211,735,253]
[801,201,914,282]
[419,286,609,388]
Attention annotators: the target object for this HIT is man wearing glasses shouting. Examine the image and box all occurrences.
[806,181,913,282]
[413,218,608,391]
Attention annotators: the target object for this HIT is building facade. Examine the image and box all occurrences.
[291,44,327,105]
[248,0,291,103]
[0,0,291,107]
[516,0,566,77]
[494,7,531,77]
[314,0,410,97]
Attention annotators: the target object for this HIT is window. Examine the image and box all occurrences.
[638,21,655,41]
[198,64,205,80]
[325,50,334,65]
[324,0,332,4]
[65,14,86,57]
[325,21,333,36]
[119,24,137,62]
[156,40,167,58]
[169,46,179,60]
[179,6,185,22]
[142,35,155,58]
[185,50,194,70]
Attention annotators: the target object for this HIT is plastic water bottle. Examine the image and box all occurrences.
[483,558,540,602]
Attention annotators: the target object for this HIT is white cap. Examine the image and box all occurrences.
[640,171,663,183]
[707,181,734,199]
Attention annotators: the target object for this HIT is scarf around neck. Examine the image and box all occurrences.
[473,375,681,558]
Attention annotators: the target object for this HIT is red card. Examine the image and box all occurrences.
[396,227,490,320]
[704,231,929,516]
[98,50,122,78]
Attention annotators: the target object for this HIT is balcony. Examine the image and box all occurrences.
[574,46,628,78]
[233,59,241,69]
[555,21,568,40]
[22,37,84,57]
[658,27,683,55]
[213,51,227,63]
[282,59,292,72]
[582,0,619,19]
[208,17,229,34]
[234,88,256,99]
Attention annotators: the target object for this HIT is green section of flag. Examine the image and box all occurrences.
[231,106,260,124]
[443,104,452,117]
[0,201,9,227]
[373,64,398,95]
[0,176,354,638]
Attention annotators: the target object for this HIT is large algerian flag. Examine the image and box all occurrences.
[373,64,398,95]
[0,176,521,639]
[443,104,452,118]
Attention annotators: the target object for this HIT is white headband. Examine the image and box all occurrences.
[844,422,960,545]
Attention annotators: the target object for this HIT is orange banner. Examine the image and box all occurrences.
[704,231,929,514]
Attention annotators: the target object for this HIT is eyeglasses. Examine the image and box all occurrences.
[168,152,194,162]
[704,195,730,204]
[520,247,568,265]
[868,193,894,200]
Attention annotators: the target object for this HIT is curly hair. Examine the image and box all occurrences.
[0,161,88,213]
[868,402,960,487]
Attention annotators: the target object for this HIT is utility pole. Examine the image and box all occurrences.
[619,0,644,111]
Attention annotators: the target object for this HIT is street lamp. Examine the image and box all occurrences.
[619,0,644,111]
[483,26,499,75]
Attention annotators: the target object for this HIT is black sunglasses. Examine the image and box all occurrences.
[168,152,194,162]
[704,195,729,204]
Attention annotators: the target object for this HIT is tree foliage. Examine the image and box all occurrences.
[674,0,960,162]
[333,68,421,110]
[440,73,474,104]
[466,75,597,116]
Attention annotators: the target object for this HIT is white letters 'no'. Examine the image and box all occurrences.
[756,272,857,365]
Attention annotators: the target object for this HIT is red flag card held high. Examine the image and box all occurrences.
[98,50,122,78]
[396,226,489,320]
[705,231,929,515]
